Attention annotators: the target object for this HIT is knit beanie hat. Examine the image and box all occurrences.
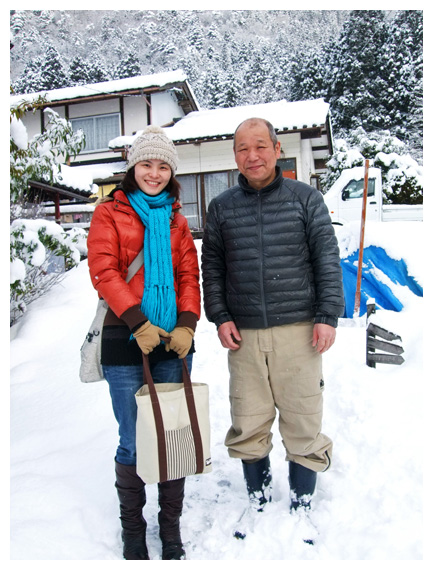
[126,125,178,173]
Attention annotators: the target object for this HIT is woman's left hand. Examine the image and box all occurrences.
[165,326,194,359]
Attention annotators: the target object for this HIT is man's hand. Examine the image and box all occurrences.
[218,321,242,350]
[312,323,336,354]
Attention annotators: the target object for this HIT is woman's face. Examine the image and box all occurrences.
[134,159,172,196]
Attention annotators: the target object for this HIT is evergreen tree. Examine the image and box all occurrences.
[221,70,242,108]
[39,45,69,90]
[12,56,44,94]
[187,17,205,52]
[323,11,389,134]
[201,70,225,109]
[113,51,142,80]
[289,47,325,101]
[385,10,423,161]
[244,47,268,92]
[68,56,94,86]
[87,61,110,84]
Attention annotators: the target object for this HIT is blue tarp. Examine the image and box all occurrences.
[340,245,423,318]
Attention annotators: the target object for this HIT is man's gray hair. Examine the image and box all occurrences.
[233,118,279,148]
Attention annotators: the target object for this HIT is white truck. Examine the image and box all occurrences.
[323,166,423,225]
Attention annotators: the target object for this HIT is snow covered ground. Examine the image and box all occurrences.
[10,222,425,562]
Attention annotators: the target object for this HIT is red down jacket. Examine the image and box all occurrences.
[87,188,200,332]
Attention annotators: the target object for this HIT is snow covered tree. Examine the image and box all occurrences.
[288,46,326,101]
[88,61,111,84]
[12,57,45,94]
[385,10,423,161]
[187,17,205,52]
[69,56,94,86]
[244,48,269,93]
[322,11,390,134]
[113,51,142,80]
[39,45,69,90]
[202,70,226,109]
[10,99,86,211]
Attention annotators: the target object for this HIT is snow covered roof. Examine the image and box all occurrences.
[164,99,330,143]
[10,69,195,107]
[109,98,330,149]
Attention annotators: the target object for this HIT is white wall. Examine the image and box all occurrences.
[175,132,314,185]
[151,91,185,126]
[68,98,120,118]
[124,96,149,134]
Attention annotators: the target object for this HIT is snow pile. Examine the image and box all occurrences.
[335,221,423,317]
[336,221,423,286]
[10,116,28,149]
[56,164,99,195]
[10,223,424,560]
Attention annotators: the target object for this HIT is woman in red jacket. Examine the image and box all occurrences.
[87,126,200,561]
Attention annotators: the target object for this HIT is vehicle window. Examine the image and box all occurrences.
[342,178,375,200]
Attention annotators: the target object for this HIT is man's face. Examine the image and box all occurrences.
[234,121,281,190]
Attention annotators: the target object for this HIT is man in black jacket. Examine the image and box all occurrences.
[201,118,345,518]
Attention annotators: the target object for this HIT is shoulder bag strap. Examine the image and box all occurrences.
[142,353,168,482]
[181,359,204,474]
[126,248,144,283]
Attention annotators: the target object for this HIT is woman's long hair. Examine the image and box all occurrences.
[121,166,181,202]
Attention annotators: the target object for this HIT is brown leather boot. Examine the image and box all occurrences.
[158,478,186,560]
[114,460,149,560]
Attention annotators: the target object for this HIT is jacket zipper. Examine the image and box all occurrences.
[257,193,268,328]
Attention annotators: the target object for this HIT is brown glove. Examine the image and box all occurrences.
[132,321,169,355]
[165,326,194,359]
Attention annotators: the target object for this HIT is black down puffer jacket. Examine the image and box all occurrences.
[201,168,345,330]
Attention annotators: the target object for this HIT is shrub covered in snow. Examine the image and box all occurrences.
[321,128,423,204]
[10,219,87,326]
[10,95,91,326]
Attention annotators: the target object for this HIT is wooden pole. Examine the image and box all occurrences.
[354,159,370,317]
[54,192,61,225]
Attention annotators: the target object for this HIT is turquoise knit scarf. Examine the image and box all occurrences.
[127,189,177,333]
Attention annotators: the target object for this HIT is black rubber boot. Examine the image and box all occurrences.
[158,478,186,560]
[288,461,317,511]
[242,455,272,512]
[114,460,149,560]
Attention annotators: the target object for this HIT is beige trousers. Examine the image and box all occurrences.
[225,321,332,472]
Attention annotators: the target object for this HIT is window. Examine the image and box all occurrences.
[177,170,239,230]
[71,113,120,153]
[204,171,238,210]
[178,175,200,229]
[342,178,375,201]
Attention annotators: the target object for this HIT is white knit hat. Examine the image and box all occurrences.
[126,125,178,173]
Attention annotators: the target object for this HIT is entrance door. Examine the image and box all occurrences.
[278,158,296,179]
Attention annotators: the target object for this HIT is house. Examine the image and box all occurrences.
[10,70,199,226]
[11,71,333,233]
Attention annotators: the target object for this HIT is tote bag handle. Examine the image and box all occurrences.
[141,349,204,482]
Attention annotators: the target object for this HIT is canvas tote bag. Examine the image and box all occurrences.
[135,353,212,484]
[79,249,144,383]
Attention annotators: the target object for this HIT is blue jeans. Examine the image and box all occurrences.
[103,355,193,466]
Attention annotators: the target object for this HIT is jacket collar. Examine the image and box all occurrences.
[112,187,180,219]
[238,166,282,195]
